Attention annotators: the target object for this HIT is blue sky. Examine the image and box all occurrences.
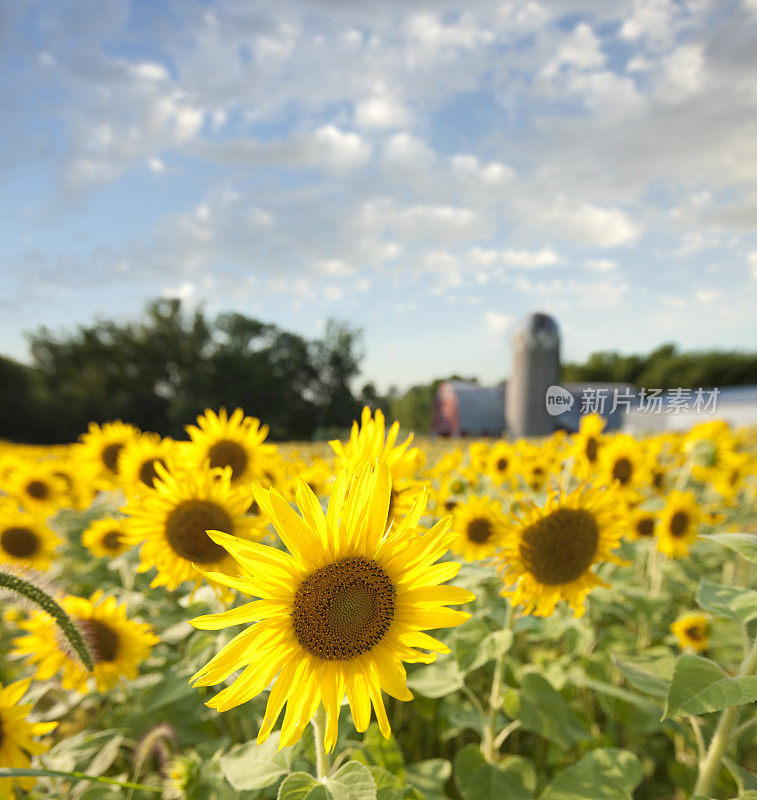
[1,0,756,392]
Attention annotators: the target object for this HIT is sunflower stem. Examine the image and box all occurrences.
[692,632,757,798]
[311,705,331,781]
[0,566,94,671]
[482,601,515,762]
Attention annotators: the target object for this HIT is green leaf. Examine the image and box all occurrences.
[367,766,404,800]
[725,757,757,794]
[356,724,405,778]
[454,745,535,800]
[327,762,377,800]
[405,759,452,800]
[538,748,643,800]
[737,792,757,800]
[612,654,673,698]
[702,533,757,564]
[696,580,757,624]
[278,772,328,800]
[220,732,296,791]
[454,621,513,674]
[407,659,464,699]
[515,674,589,750]
[663,654,757,718]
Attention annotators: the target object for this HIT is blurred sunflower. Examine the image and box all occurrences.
[570,413,606,476]
[498,486,625,617]
[185,407,278,486]
[670,612,709,652]
[451,494,507,561]
[190,462,473,752]
[0,506,60,571]
[598,434,650,500]
[486,442,518,487]
[628,508,657,541]
[12,591,159,693]
[123,463,257,593]
[118,433,177,496]
[81,517,131,558]
[3,460,67,516]
[657,491,701,558]
[0,678,58,798]
[78,420,141,489]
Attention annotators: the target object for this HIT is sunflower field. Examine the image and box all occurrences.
[1,407,756,800]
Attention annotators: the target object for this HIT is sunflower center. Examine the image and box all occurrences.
[685,624,703,642]
[1,526,40,558]
[81,618,119,662]
[208,440,248,479]
[670,511,690,537]
[519,508,599,585]
[612,458,633,485]
[652,471,664,490]
[467,518,493,544]
[139,458,166,488]
[636,517,655,537]
[26,480,50,500]
[292,557,396,661]
[444,499,458,511]
[496,458,508,472]
[102,443,124,474]
[164,500,231,563]
[102,531,122,551]
[585,436,598,462]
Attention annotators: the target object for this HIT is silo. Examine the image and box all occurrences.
[506,312,560,438]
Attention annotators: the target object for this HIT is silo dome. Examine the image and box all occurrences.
[506,312,561,438]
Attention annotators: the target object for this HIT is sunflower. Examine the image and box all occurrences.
[0,506,61,571]
[189,462,474,752]
[185,408,278,486]
[118,433,178,497]
[571,413,606,476]
[330,406,420,482]
[0,678,58,798]
[77,420,141,489]
[628,508,657,541]
[12,590,159,693]
[122,463,258,593]
[3,459,67,516]
[671,613,710,652]
[81,517,131,558]
[498,485,625,617]
[451,495,508,562]
[597,434,650,500]
[657,491,701,558]
[486,442,518,488]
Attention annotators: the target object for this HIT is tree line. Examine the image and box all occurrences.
[0,299,363,444]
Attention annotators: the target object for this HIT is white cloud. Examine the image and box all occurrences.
[383,132,435,169]
[484,311,513,335]
[355,95,409,129]
[584,259,617,272]
[147,157,166,174]
[313,125,371,169]
[748,251,757,280]
[451,154,514,186]
[538,198,641,247]
[500,247,561,268]
[541,22,605,78]
[620,0,677,45]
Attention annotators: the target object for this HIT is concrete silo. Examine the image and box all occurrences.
[506,312,560,438]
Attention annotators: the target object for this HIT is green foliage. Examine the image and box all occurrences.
[701,534,757,565]
[3,299,364,443]
[663,655,757,718]
[278,762,376,800]
[696,581,757,625]
[454,745,535,800]
[537,749,643,800]
[562,342,757,388]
